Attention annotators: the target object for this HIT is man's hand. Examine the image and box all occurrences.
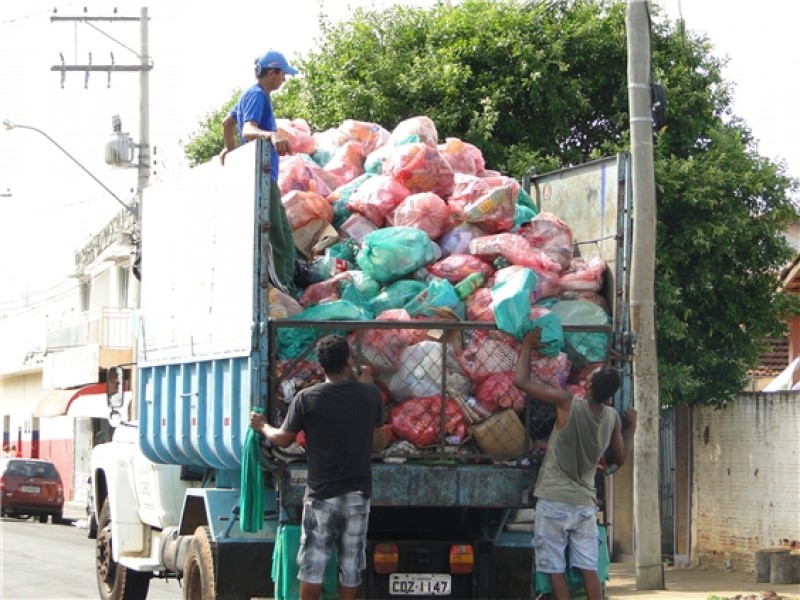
[219,148,231,166]
[521,327,544,351]
[250,410,267,433]
[269,133,292,156]
[624,407,638,429]
[353,363,374,384]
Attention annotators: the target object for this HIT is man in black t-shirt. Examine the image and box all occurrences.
[251,334,383,600]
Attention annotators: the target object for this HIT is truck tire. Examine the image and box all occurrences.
[96,497,151,600]
[182,526,216,600]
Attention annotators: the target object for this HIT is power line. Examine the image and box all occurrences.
[0,3,76,25]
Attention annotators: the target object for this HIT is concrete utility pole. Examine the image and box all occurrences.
[626,0,664,591]
[50,7,152,216]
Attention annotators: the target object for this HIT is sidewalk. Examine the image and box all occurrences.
[605,562,800,599]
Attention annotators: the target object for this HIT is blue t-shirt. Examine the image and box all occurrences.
[231,84,280,182]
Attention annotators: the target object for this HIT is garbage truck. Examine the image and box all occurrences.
[89,139,632,600]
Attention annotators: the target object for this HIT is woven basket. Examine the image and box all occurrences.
[470,409,529,459]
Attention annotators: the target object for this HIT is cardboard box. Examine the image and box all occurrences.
[293,219,339,258]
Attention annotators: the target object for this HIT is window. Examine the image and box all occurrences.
[117,266,130,308]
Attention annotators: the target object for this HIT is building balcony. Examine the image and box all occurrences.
[46,307,134,351]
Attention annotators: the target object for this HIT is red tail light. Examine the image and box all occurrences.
[0,476,6,492]
[56,480,63,500]
[373,543,399,574]
[449,544,474,574]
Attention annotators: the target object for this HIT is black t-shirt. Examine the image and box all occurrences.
[283,379,383,500]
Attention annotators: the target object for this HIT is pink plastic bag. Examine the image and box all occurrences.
[282,190,334,230]
[448,174,518,233]
[427,254,494,284]
[383,142,455,198]
[387,115,439,148]
[518,213,574,270]
[437,137,486,175]
[338,119,391,155]
[560,256,606,292]
[276,118,316,155]
[465,287,494,322]
[387,192,453,240]
[470,234,562,274]
[346,175,411,227]
[529,352,571,390]
[298,272,352,307]
[278,155,334,196]
[323,140,366,184]
[438,222,488,257]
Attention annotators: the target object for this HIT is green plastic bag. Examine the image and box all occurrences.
[550,300,610,363]
[277,300,372,360]
[356,226,435,283]
[530,311,564,357]
[404,277,459,317]
[490,268,537,340]
[368,280,427,316]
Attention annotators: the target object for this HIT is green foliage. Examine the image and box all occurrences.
[181,92,240,167]
[182,0,800,407]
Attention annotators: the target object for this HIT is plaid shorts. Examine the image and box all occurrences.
[534,499,599,573]
[297,491,370,587]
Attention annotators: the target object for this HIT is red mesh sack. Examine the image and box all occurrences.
[389,395,468,447]
[474,371,526,413]
[456,330,520,383]
[383,142,455,198]
[426,254,493,285]
[349,309,428,374]
[387,192,453,240]
[282,190,334,230]
[347,175,411,227]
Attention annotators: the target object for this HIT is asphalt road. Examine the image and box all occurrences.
[0,516,181,600]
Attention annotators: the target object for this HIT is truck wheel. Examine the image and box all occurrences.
[182,526,216,600]
[96,497,151,600]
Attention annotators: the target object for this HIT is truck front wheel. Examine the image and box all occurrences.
[182,526,216,600]
[96,497,151,600]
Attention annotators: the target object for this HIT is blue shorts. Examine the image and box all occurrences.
[534,499,599,573]
[297,492,370,587]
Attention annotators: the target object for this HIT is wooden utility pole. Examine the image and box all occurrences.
[626,0,664,590]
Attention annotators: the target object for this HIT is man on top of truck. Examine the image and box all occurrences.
[220,48,298,294]
[514,327,637,600]
[250,334,384,600]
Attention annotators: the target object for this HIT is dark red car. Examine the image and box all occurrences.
[0,458,64,523]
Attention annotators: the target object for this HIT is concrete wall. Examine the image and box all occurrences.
[691,393,800,571]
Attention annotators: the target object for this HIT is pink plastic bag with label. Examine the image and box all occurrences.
[387,192,453,240]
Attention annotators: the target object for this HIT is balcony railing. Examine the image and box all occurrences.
[46,307,134,350]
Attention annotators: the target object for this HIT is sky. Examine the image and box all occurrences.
[0,0,798,312]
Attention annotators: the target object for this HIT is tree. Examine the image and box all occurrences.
[183,0,799,407]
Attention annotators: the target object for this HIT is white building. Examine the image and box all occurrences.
[0,207,137,505]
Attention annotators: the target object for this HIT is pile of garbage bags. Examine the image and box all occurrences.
[270,115,613,452]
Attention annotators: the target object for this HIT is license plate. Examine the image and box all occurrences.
[20,485,40,494]
[389,573,451,596]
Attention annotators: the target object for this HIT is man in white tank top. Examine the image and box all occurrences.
[514,328,637,600]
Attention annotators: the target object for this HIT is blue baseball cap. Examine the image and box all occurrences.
[255,49,298,75]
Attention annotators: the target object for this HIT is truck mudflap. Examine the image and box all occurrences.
[213,537,275,600]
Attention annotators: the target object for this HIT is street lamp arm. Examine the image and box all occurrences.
[2,119,138,219]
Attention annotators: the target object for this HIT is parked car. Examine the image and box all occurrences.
[0,458,64,523]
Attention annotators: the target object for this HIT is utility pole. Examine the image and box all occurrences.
[626,0,664,590]
[50,7,152,215]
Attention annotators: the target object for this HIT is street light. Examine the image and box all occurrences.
[2,118,137,218]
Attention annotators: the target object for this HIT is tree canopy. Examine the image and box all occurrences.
[182,0,799,407]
